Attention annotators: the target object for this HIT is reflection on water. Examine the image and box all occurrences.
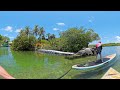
[0,47,71,79]
[0,47,17,67]
[0,46,120,79]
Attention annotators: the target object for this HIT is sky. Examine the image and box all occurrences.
[0,11,120,44]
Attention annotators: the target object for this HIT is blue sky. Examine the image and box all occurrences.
[0,11,120,44]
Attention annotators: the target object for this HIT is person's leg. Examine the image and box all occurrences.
[96,53,98,61]
[100,52,103,62]
[0,66,15,79]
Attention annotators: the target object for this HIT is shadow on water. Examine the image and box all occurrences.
[72,67,110,79]
[72,55,119,79]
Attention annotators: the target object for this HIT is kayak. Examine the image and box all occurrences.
[101,67,120,79]
[72,53,116,70]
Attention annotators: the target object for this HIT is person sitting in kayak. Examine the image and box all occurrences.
[96,41,103,62]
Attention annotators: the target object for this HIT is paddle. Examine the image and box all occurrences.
[57,67,72,79]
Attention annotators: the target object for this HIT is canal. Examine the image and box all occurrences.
[0,46,120,79]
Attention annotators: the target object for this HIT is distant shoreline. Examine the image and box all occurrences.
[89,43,120,47]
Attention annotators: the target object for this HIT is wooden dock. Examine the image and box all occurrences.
[101,67,120,79]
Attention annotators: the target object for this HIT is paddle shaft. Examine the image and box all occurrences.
[57,68,72,79]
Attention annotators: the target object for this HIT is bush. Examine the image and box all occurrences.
[12,35,36,51]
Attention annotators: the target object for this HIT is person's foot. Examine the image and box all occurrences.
[99,59,103,62]
[101,59,104,62]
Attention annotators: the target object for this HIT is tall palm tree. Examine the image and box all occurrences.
[49,34,56,40]
[24,26,30,39]
[46,33,51,40]
[42,35,45,40]
[51,34,55,39]
[19,29,25,36]
[33,25,39,37]
[40,27,45,37]
[38,27,45,41]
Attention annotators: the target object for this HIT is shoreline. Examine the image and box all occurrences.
[37,49,75,55]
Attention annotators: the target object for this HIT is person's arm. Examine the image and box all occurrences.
[0,66,15,79]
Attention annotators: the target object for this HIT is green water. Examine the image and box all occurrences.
[0,46,120,79]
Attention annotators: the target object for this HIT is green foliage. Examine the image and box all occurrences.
[40,40,49,44]
[12,28,37,51]
[33,25,39,37]
[11,25,99,52]
[38,27,45,40]
[11,25,50,51]
[59,27,100,52]
[12,35,36,51]
[85,29,100,42]
[0,34,10,46]
[102,43,120,47]
[0,35,2,41]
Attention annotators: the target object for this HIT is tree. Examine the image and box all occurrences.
[38,27,45,41]
[59,27,100,52]
[49,34,56,40]
[11,25,46,51]
[51,34,55,39]
[25,26,30,36]
[46,33,51,40]
[0,35,2,41]
[42,35,45,40]
[19,30,24,35]
[19,29,28,37]
[12,34,36,51]
[0,34,10,46]
[85,29,100,47]
[12,26,36,51]
[33,25,39,37]
[86,29,100,42]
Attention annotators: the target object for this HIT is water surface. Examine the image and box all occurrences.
[0,46,120,79]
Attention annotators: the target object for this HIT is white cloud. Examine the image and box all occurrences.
[53,28,59,31]
[56,23,65,26]
[15,28,22,33]
[4,26,13,32]
[115,36,120,40]
[113,36,120,43]
[115,36,120,42]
